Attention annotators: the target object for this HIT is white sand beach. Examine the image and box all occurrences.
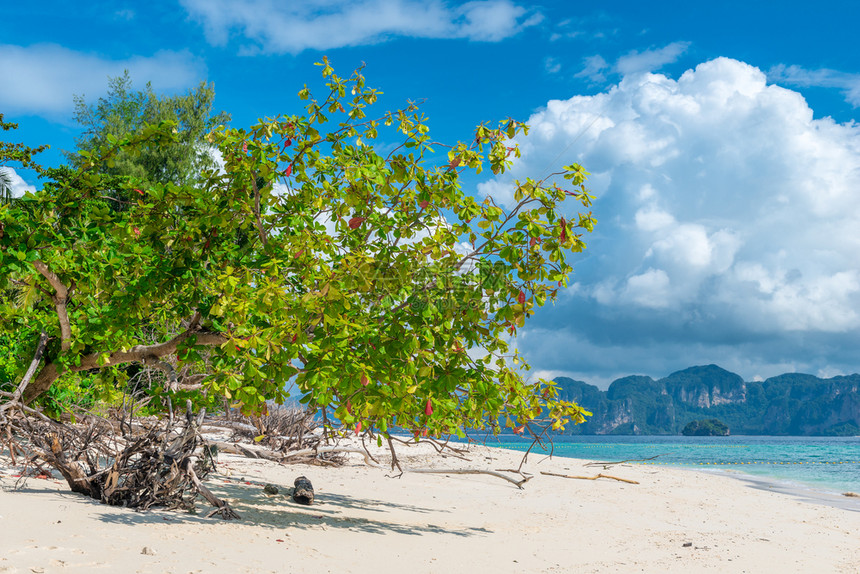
[2,440,859,573]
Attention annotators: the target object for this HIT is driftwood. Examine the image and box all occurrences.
[1,399,240,519]
[585,454,664,469]
[404,467,532,488]
[292,476,314,505]
[541,471,640,485]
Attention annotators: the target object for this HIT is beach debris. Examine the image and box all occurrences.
[263,483,280,495]
[293,476,315,505]
[682,542,693,548]
[843,492,859,498]
[585,455,664,470]
[1,397,240,520]
[540,471,640,485]
[141,547,157,556]
[403,467,532,488]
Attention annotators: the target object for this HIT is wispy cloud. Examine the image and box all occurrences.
[575,54,609,83]
[615,41,690,75]
[179,0,539,54]
[544,56,561,74]
[0,44,205,118]
[769,64,860,107]
[573,42,688,85]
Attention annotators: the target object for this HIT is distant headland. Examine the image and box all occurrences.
[553,365,860,436]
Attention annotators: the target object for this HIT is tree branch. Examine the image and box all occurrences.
[32,260,72,352]
[9,330,49,404]
[22,314,228,404]
[251,175,268,247]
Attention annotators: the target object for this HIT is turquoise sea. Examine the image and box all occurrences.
[488,435,860,495]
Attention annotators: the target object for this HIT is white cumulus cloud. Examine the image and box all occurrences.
[179,0,537,54]
[481,57,860,383]
[0,44,205,118]
[0,167,36,197]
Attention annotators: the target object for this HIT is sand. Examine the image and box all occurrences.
[1,439,859,573]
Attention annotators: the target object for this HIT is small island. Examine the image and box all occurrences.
[682,419,730,436]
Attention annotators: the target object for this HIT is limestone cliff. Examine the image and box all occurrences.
[554,365,860,436]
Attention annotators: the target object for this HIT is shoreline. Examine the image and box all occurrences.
[2,441,860,573]
[704,468,860,513]
[484,434,860,504]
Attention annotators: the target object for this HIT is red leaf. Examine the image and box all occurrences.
[517,290,526,305]
[361,374,369,387]
[513,425,525,435]
[529,237,539,247]
[284,138,292,147]
[425,399,433,417]
[354,421,362,435]
[284,165,292,177]
[346,400,352,414]
[242,142,248,153]
[134,188,144,195]
[559,217,567,242]
[419,200,429,210]
[133,227,141,237]
[348,217,365,229]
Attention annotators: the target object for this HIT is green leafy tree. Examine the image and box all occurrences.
[1,114,48,205]
[1,116,48,394]
[1,61,595,437]
[69,71,230,191]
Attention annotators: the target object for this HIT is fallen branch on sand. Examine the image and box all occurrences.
[541,471,639,485]
[585,455,664,469]
[401,467,531,488]
[2,396,241,519]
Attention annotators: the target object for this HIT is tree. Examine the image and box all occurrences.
[1,114,48,205]
[0,61,595,438]
[68,71,230,192]
[0,169,11,204]
[682,419,730,436]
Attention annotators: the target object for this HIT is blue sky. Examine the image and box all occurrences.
[2,1,860,387]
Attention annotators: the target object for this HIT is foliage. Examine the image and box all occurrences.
[681,418,729,436]
[68,71,230,191]
[1,114,48,204]
[0,114,48,173]
[0,61,595,438]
